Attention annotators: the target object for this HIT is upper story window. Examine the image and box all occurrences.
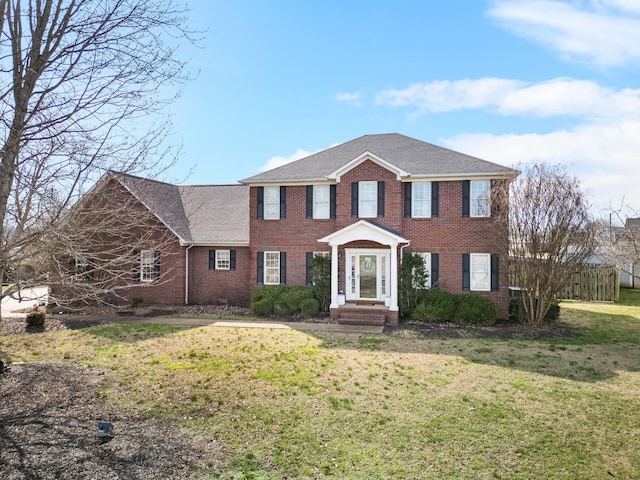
[462,180,491,217]
[264,186,280,219]
[257,186,286,220]
[359,181,377,217]
[314,185,330,219]
[350,180,386,218]
[412,182,432,218]
[471,180,490,217]
[306,185,336,219]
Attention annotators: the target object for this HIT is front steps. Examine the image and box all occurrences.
[337,310,386,326]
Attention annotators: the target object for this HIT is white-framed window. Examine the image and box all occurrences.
[140,249,156,282]
[264,186,280,220]
[216,250,230,270]
[313,185,330,219]
[414,252,432,288]
[412,182,432,218]
[470,253,490,291]
[471,180,490,217]
[265,251,280,284]
[359,181,377,218]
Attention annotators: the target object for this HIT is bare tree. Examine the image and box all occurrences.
[0,0,195,315]
[497,162,596,325]
[595,204,640,281]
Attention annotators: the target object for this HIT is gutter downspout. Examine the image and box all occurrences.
[185,244,194,305]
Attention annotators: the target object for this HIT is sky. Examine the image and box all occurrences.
[166,0,640,219]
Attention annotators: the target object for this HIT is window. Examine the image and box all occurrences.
[471,180,490,217]
[412,182,432,218]
[313,185,330,219]
[470,253,490,291]
[264,251,280,284]
[140,249,156,282]
[216,250,230,270]
[264,187,280,219]
[359,181,377,218]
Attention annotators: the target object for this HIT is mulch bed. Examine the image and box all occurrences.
[0,362,226,480]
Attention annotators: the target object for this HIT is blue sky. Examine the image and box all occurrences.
[167,0,640,217]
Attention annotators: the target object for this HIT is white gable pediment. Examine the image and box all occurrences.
[318,220,409,247]
[327,151,408,182]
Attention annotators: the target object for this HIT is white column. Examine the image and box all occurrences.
[330,244,339,309]
[389,244,399,311]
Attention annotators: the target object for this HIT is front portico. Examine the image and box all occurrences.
[319,220,409,325]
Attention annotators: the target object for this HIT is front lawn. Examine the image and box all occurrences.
[1,292,640,479]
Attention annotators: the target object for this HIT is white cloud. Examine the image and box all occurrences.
[259,148,313,172]
[376,77,640,120]
[375,78,525,113]
[334,91,362,106]
[443,120,640,213]
[488,0,640,67]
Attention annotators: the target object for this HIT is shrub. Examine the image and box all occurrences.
[26,308,46,328]
[300,298,320,317]
[412,289,457,323]
[453,293,496,326]
[251,285,286,316]
[399,253,429,318]
[311,254,331,312]
[131,297,144,308]
[273,300,293,316]
[282,286,315,313]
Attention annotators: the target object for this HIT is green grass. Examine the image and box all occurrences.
[1,292,640,478]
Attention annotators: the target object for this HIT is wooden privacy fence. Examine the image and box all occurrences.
[557,265,620,302]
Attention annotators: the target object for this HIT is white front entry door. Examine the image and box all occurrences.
[345,249,389,301]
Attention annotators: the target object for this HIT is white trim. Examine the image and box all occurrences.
[318,220,408,247]
[327,151,408,182]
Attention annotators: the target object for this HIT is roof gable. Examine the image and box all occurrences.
[327,151,408,182]
[318,220,409,247]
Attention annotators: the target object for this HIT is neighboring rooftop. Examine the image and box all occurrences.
[241,133,516,184]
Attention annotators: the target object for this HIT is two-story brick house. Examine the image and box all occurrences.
[240,133,516,323]
[55,133,516,324]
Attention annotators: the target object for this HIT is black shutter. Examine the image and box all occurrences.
[230,250,236,271]
[209,250,216,270]
[351,182,358,217]
[491,254,499,291]
[280,252,286,285]
[330,185,336,219]
[404,182,412,218]
[257,252,264,285]
[306,186,313,219]
[257,187,264,219]
[306,252,313,285]
[132,250,140,283]
[280,186,286,219]
[377,181,385,217]
[154,251,161,281]
[462,253,470,291]
[431,253,439,287]
[462,181,470,217]
[431,181,439,217]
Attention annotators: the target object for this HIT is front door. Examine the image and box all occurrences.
[345,249,389,301]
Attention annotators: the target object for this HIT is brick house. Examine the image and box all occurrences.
[60,133,516,323]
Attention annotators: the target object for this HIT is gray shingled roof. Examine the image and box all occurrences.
[112,172,249,245]
[240,133,515,183]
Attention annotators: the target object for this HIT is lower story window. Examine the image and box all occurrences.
[140,249,156,282]
[265,251,280,284]
[471,253,490,291]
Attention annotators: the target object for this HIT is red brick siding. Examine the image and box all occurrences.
[187,247,251,306]
[250,159,509,318]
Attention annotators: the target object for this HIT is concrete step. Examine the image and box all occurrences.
[337,313,386,326]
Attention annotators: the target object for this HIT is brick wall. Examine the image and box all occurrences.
[187,246,251,306]
[249,159,510,319]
